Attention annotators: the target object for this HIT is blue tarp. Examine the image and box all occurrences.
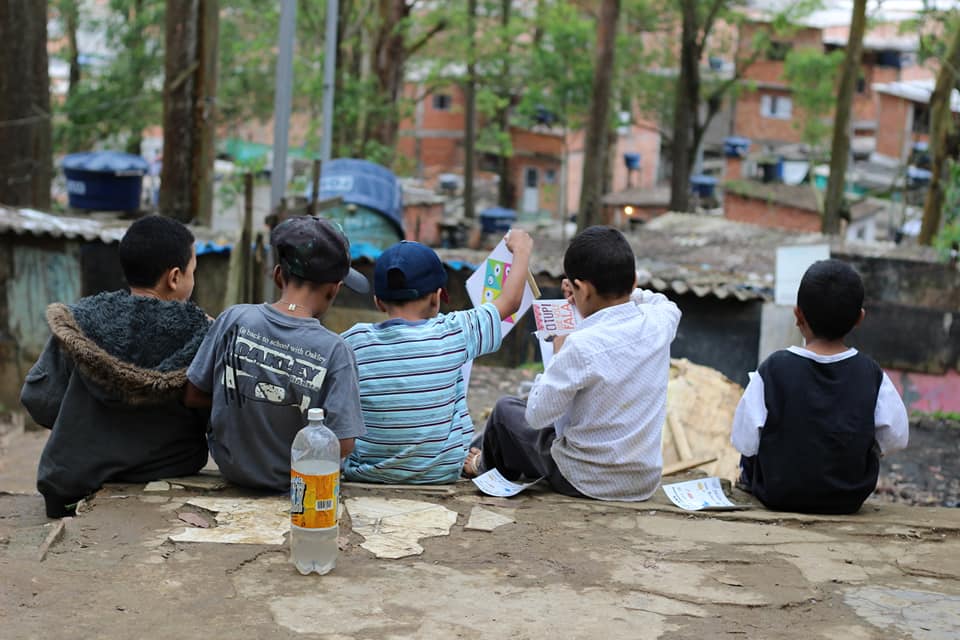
[313,159,404,234]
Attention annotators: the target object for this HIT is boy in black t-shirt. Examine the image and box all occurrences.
[730,259,908,514]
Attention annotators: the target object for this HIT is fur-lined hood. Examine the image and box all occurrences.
[47,291,212,405]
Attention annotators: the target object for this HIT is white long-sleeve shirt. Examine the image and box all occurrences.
[730,346,909,457]
[526,289,681,500]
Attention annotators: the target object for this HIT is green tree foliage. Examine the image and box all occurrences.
[783,47,843,152]
[933,159,960,256]
[515,2,595,131]
[54,0,165,154]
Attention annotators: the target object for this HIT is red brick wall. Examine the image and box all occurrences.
[724,192,820,232]
[734,90,803,143]
[876,92,911,160]
[738,22,822,85]
[403,202,444,246]
[724,156,743,180]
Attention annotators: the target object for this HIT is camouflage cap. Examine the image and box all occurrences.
[270,216,370,293]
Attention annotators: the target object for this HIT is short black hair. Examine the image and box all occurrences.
[119,216,195,288]
[563,226,636,297]
[797,259,864,340]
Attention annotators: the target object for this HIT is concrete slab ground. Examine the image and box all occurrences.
[2,477,958,639]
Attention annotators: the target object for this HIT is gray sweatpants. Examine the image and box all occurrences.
[474,396,585,498]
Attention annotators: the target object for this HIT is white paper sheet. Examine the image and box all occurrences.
[465,239,535,338]
[661,477,741,511]
[472,468,542,497]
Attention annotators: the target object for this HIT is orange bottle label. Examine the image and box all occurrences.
[290,469,339,529]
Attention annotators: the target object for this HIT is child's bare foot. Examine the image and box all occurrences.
[463,447,483,478]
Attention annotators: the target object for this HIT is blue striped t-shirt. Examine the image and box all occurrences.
[341,303,502,483]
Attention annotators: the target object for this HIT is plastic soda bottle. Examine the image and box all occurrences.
[290,408,340,575]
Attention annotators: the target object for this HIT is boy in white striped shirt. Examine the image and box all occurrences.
[465,226,681,501]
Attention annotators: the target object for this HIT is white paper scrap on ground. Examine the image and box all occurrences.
[465,239,535,338]
[662,477,741,511]
[465,506,515,531]
[472,468,542,497]
[346,497,458,559]
[143,480,170,492]
[169,497,289,545]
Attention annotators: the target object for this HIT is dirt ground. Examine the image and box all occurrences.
[1,365,959,639]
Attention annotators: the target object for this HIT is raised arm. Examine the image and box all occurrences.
[493,229,534,320]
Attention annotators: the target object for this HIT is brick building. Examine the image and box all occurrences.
[733,11,935,151]
[396,81,563,215]
[873,80,960,162]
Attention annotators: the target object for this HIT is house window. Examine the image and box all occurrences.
[912,104,930,134]
[766,41,793,61]
[432,94,452,111]
[544,169,557,184]
[760,94,792,120]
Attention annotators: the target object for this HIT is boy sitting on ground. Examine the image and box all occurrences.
[731,259,908,514]
[464,226,681,501]
[21,215,211,518]
[341,232,533,483]
[185,216,367,491]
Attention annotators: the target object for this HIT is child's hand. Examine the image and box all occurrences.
[505,229,533,256]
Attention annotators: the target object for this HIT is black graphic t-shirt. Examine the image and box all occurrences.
[187,304,365,491]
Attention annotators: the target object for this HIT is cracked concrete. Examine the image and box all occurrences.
[2,478,959,639]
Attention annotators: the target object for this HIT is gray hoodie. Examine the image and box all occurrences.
[21,291,212,517]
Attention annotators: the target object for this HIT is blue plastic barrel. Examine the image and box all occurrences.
[907,166,932,187]
[723,137,751,158]
[690,175,718,198]
[61,151,149,211]
[479,207,517,234]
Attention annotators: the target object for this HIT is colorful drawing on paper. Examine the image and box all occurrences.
[482,259,517,323]
[465,239,535,338]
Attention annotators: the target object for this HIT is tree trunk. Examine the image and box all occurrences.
[918,22,960,245]
[668,0,700,213]
[368,0,410,154]
[160,0,218,224]
[823,0,867,235]
[463,0,477,219]
[577,0,620,231]
[0,0,52,209]
[62,0,81,95]
[124,0,147,155]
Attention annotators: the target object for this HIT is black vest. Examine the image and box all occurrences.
[745,350,883,514]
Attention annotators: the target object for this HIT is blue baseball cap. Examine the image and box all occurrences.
[374,241,448,302]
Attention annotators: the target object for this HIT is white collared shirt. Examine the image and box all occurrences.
[731,346,909,457]
[526,289,681,500]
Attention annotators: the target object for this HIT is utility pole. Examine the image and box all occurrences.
[270,0,297,212]
[463,0,477,220]
[160,0,219,225]
[320,0,338,163]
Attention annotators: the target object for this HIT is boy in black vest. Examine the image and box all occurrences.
[731,259,908,514]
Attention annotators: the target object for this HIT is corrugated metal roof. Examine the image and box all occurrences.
[0,205,233,253]
[0,206,130,243]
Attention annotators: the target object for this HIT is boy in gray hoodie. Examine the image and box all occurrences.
[21,215,211,518]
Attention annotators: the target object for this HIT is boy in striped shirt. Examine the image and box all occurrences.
[341,232,533,483]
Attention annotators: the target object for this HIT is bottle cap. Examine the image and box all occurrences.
[307,408,325,421]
